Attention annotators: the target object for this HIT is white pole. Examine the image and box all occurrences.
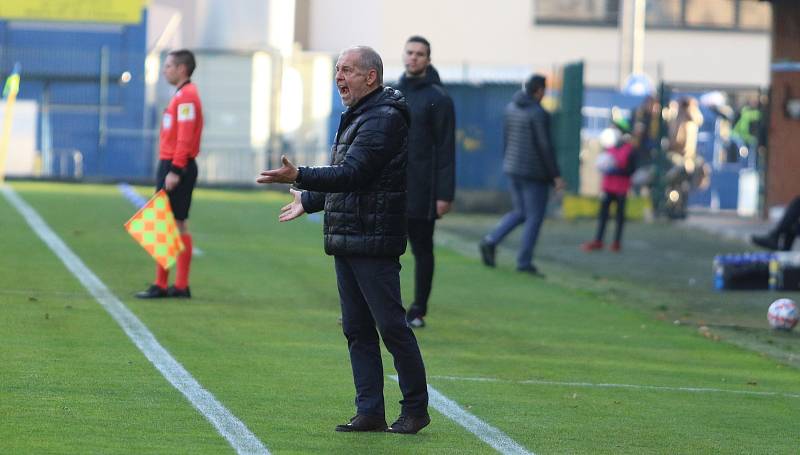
[618,0,647,88]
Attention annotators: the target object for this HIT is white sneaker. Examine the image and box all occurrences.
[407,317,425,328]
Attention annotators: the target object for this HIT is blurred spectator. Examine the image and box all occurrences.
[752,196,800,251]
[631,95,660,163]
[662,97,706,218]
[627,95,660,191]
[732,97,762,151]
[479,74,564,276]
[667,97,704,173]
[582,119,636,252]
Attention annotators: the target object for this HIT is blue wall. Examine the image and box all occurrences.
[0,11,149,179]
[448,83,518,191]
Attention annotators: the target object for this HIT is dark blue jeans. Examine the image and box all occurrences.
[485,176,550,269]
[335,256,428,418]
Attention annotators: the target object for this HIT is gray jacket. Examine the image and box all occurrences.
[502,90,560,183]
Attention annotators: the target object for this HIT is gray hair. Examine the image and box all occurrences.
[342,46,383,84]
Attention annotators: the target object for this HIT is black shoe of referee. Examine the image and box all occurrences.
[135,284,168,299]
[167,286,191,298]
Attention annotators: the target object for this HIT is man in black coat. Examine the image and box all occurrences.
[395,36,456,329]
[479,74,564,276]
[257,46,430,435]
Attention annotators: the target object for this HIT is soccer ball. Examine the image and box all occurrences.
[767,298,798,331]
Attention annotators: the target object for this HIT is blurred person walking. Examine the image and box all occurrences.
[136,49,203,299]
[479,74,564,276]
[395,36,455,329]
[257,46,430,435]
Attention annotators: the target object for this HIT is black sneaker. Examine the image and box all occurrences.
[783,232,796,251]
[135,285,168,299]
[167,286,191,298]
[335,414,388,432]
[752,233,780,251]
[387,414,431,434]
[479,240,496,267]
[517,266,545,278]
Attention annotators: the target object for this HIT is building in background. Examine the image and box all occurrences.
[298,0,770,89]
[147,0,334,183]
[0,0,334,184]
[761,0,800,211]
[0,2,148,180]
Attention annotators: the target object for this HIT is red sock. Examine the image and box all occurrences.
[155,265,169,289]
[175,233,193,289]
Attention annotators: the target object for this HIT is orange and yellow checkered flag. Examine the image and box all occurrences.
[124,190,185,269]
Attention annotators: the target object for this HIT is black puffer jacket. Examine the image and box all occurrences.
[395,67,455,220]
[502,90,560,182]
[296,87,409,257]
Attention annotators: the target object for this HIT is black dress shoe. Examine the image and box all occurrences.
[752,233,780,251]
[479,240,496,267]
[335,414,388,432]
[167,286,191,298]
[387,414,431,434]
[517,266,545,278]
[135,284,168,299]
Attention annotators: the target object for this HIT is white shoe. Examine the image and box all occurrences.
[407,317,425,328]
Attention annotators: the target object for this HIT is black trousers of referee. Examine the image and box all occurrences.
[406,218,436,320]
[156,159,198,221]
[335,256,428,418]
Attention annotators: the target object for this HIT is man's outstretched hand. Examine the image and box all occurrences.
[257,155,298,184]
[279,188,305,222]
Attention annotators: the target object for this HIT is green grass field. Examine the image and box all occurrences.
[2,181,800,454]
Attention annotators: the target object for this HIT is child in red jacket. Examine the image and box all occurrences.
[583,119,635,252]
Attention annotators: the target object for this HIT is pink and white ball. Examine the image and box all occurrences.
[595,151,617,173]
[767,298,798,331]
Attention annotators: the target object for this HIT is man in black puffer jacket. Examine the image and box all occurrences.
[479,74,564,276]
[395,36,456,329]
[257,46,430,435]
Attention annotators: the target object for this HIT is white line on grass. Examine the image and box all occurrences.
[429,375,800,399]
[390,375,533,455]
[2,185,268,455]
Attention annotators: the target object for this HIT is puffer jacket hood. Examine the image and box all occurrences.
[512,89,534,107]
[349,86,411,124]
